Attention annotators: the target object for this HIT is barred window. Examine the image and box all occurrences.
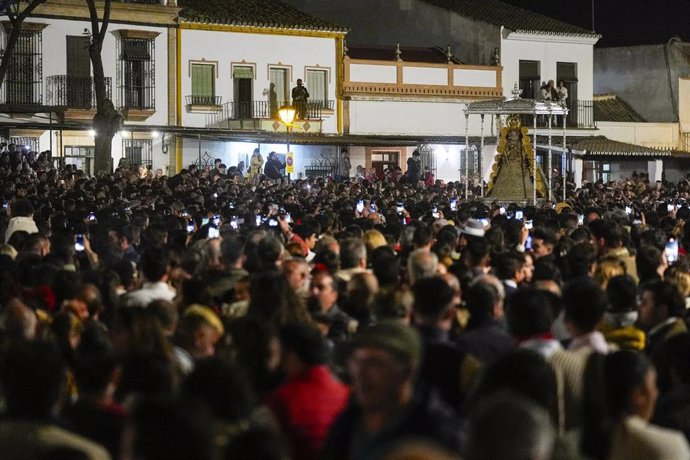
[122,139,152,166]
[5,29,43,105]
[119,38,155,110]
[64,146,95,176]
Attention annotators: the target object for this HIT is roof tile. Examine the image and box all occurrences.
[178,0,347,32]
[593,94,646,123]
[420,0,596,36]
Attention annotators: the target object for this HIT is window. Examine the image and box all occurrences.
[519,60,540,99]
[10,137,39,152]
[306,69,328,107]
[269,67,289,106]
[64,146,95,176]
[5,29,43,104]
[122,139,153,166]
[190,63,215,105]
[119,38,155,110]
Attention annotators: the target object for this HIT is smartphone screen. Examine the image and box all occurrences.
[479,218,489,227]
[515,210,524,220]
[201,217,210,227]
[74,234,85,252]
[88,212,96,221]
[432,206,439,219]
[499,206,506,215]
[450,199,457,212]
[668,204,675,213]
[665,238,679,264]
[525,235,533,250]
[208,226,220,238]
[525,220,533,230]
[396,203,404,213]
[625,206,632,215]
[578,214,584,226]
[213,214,221,226]
[284,213,292,223]
[186,219,195,234]
[356,200,364,213]
[255,215,262,227]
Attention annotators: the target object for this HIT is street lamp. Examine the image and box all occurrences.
[278,105,296,183]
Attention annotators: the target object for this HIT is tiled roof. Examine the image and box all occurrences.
[347,45,462,64]
[593,94,646,122]
[420,0,597,37]
[178,0,347,33]
[572,136,672,157]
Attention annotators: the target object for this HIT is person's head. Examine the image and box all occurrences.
[606,274,638,315]
[0,298,37,341]
[531,228,556,260]
[10,198,33,217]
[339,238,367,270]
[594,256,627,290]
[636,245,664,284]
[310,270,338,312]
[1,340,65,418]
[566,242,597,278]
[371,246,400,287]
[296,78,303,86]
[347,321,422,413]
[176,305,224,359]
[493,251,526,283]
[506,288,557,340]
[279,323,329,378]
[582,351,658,459]
[465,391,555,460]
[412,277,455,329]
[638,280,685,330]
[123,396,215,460]
[563,280,607,336]
[183,358,255,424]
[465,280,502,328]
[140,246,171,283]
[412,224,433,249]
[282,258,310,292]
[407,248,438,285]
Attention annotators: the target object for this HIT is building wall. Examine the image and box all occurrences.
[348,100,487,136]
[594,43,690,123]
[501,33,595,101]
[596,121,680,150]
[179,28,338,133]
[36,18,170,127]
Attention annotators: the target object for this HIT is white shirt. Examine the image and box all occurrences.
[121,281,176,308]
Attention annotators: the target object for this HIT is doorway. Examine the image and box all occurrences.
[370,151,400,179]
[233,66,254,119]
[66,36,91,108]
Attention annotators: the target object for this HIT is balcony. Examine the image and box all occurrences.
[520,99,595,130]
[46,75,112,121]
[206,100,331,132]
[185,95,222,113]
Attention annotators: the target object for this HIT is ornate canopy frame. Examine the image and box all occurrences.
[463,84,569,204]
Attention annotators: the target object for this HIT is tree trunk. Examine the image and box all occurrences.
[0,21,22,95]
[0,1,48,93]
[87,0,118,176]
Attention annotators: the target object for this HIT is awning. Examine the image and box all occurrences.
[571,136,672,158]
[122,40,151,61]
[232,66,254,79]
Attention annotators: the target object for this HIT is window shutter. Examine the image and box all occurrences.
[269,68,288,104]
[192,64,214,98]
[306,69,327,102]
[519,60,540,80]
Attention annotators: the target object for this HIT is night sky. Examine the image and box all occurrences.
[501,0,690,47]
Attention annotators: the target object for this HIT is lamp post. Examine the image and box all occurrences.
[278,105,296,183]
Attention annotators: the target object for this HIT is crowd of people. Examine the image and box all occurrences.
[2,144,690,460]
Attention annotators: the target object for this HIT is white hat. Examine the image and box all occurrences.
[459,218,485,238]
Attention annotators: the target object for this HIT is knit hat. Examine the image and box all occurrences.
[350,321,422,367]
[459,218,486,238]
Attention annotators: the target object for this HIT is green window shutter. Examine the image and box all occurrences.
[191,64,214,98]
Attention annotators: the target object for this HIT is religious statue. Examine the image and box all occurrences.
[486,115,547,201]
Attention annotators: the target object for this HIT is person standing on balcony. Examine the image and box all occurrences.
[249,149,264,184]
[556,80,569,126]
[292,79,310,119]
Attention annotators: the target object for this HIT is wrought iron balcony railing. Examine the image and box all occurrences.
[46,75,112,109]
[185,95,222,106]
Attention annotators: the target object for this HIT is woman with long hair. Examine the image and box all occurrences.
[581,351,689,460]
